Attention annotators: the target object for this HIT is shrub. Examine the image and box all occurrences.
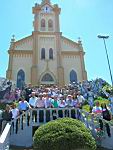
[33,118,97,150]
[0,102,18,110]
[82,104,90,112]
[94,97,109,106]
[0,102,6,110]
[102,85,113,94]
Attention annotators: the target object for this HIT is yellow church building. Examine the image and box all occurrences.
[6,0,87,88]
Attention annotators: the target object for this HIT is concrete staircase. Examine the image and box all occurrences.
[1,108,113,149]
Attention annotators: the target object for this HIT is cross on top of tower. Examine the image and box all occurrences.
[11,34,15,42]
[41,0,50,5]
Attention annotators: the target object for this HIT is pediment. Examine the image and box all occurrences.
[14,35,33,51]
[61,36,80,52]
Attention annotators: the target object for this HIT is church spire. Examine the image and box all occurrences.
[41,0,50,5]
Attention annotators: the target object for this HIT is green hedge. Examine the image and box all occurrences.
[0,102,18,110]
[0,102,7,110]
[33,118,96,150]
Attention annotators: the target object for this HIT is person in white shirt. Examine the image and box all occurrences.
[36,93,45,108]
[29,92,38,108]
[66,95,74,107]
[59,95,66,108]
[77,91,85,108]
[92,101,103,133]
[11,103,19,119]
[92,101,102,115]
[11,103,19,133]
[44,94,52,108]
[29,92,38,122]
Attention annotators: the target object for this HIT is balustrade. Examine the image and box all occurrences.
[10,108,96,134]
[1,107,112,149]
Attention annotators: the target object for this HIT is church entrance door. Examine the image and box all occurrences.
[40,73,55,85]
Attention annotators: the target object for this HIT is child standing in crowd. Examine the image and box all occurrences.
[92,101,102,131]
[11,103,19,133]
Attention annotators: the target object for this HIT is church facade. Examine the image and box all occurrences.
[6,0,87,88]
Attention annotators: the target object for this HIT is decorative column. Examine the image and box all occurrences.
[32,3,41,32]
[54,5,64,86]
[31,4,41,86]
[78,38,87,81]
[6,35,15,80]
[31,32,39,86]
[54,4,61,32]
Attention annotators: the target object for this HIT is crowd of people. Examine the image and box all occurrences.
[0,78,113,136]
[0,78,13,100]
[1,78,113,114]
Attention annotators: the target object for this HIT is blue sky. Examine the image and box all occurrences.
[0,0,113,85]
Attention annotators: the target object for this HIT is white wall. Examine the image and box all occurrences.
[12,56,32,84]
[61,37,79,52]
[62,55,82,85]
[38,36,57,82]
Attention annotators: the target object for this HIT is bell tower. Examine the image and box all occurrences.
[31,0,64,86]
[32,0,61,33]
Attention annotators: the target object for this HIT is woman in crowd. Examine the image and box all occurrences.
[1,104,12,131]
[101,103,112,137]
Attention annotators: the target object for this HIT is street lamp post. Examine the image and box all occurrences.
[97,35,113,86]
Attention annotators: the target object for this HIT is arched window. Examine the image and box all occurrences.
[41,48,45,59]
[41,19,45,27]
[49,48,53,59]
[48,19,53,31]
[17,69,25,90]
[70,70,77,83]
[41,19,45,31]
[41,73,54,82]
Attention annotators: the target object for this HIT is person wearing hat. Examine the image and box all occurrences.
[66,95,74,107]
[59,95,66,108]
[29,92,38,108]
[36,93,45,108]
[51,94,59,108]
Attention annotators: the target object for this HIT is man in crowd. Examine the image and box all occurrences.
[29,92,38,122]
[18,96,31,113]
